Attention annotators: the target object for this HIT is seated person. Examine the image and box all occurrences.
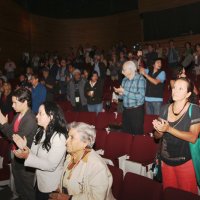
[49,122,115,200]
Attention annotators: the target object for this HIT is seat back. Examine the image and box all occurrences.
[129,135,158,165]
[107,165,123,200]
[120,172,162,200]
[94,130,108,151]
[95,112,116,130]
[163,187,200,200]
[76,112,97,126]
[0,137,11,185]
[104,132,132,160]
[144,114,158,134]
[64,111,78,123]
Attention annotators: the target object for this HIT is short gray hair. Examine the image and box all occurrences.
[123,60,138,73]
[72,69,81,76]
[67,122,96,148]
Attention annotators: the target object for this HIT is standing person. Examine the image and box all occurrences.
[13,102,67,200]
[56,59,68,99]
[0,87,37,200]
[114,61,146,135]
[92,54,107,81]
[31,74,47,114]
[4,58,16,80]
[67,69,87,112]
[167,40,179,68]
[41,68,55,101]
[84,71,103,113]
[153,77,200,194]
[140,58,166,115]
[0,82,14,122]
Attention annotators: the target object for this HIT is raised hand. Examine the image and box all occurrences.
[0,110,8,125]
[13,134,27,150]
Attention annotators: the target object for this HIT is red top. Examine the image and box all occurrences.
[12,116,22,150]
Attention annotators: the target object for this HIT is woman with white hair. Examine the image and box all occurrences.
[49,122,115,200]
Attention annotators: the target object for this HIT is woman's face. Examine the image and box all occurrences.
[66,128,87,154]
[172,79,191,102]
[91,74,98,82]
[36,105,51,129]
[3,83,11,94]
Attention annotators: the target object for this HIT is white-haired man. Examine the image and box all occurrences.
[114,61,146,135]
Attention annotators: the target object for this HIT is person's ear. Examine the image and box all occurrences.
[186,91,192,99]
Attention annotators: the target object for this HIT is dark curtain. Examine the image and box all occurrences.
[142,2,200,41]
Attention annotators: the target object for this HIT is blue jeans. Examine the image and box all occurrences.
[87,103,103,114]
[145,101,162,115]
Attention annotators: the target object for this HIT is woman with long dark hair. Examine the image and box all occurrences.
[13,101,67,200]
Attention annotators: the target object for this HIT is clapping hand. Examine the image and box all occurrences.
[0,110,8,125]
[13,146,29,159]
[49,192,71,200]
[13,134,27,150]
[113,86,124,95]
[152,118,170,133]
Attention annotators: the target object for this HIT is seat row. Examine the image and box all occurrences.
[63,110,158,134]
[95,131,159,179]
[109,166,200,200]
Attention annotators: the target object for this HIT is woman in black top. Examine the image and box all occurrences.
[153,77,200,194]
[84,71,103,113]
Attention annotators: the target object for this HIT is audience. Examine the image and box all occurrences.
[0,39,200,198]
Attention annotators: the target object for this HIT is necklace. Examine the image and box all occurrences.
[172,101,188,116]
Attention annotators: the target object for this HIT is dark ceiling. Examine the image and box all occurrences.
[15,0,138,19]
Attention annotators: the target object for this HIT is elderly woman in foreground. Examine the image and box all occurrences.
[49,122,115,200]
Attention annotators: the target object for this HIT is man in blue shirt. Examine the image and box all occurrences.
[31,74,46,113]
[140,58,166,115]
[114,61,146,135]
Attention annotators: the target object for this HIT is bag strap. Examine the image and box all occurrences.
[189,103,193,118]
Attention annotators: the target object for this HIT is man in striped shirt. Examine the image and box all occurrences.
[114,61,146,134]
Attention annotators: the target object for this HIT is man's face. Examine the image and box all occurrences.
[12,96,25,113]
[74,72,81,81]
[31,76,38,87]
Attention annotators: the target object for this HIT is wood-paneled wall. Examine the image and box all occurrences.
[0,0,30,66]
[139,0,200,13]
[30,10,141,53]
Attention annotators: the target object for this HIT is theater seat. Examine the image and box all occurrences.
[107,165,123,200]
[64,111,78,123]
[120,172,162,200]
[163,187,200,200]
[0,137,11,187]
[94,130,108,151]
[76,112,97,125]
[119,135,158,178]
[144,114,158,134]
[103,132,132,166]
[95,112,116,130]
